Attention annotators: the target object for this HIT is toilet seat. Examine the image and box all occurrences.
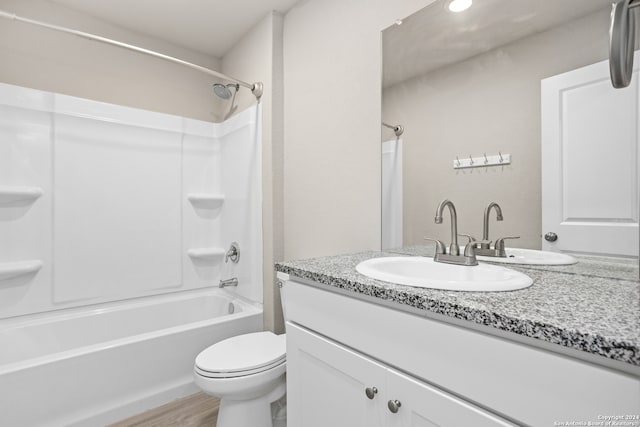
[195,331,286,379]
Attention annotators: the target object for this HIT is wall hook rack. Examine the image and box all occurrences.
[453,152,511,169]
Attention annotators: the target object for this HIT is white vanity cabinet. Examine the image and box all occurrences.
[287,321,514,426]
[282,275,640,426]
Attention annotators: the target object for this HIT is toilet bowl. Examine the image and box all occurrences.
[194,331,287,427]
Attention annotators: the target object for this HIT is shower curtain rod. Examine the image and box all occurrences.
[0,9,264,101]
[382,122,404,137]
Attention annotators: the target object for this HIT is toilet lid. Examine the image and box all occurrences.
[195,331,286,375]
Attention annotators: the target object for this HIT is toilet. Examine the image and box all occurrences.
[194,283,287,427]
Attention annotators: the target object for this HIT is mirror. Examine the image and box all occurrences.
[381,0,639,259]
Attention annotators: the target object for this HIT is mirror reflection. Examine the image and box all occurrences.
[381,0,639,259]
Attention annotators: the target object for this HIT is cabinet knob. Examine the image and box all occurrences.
[544,232,558,242]
[387,399,402,413]
[365,387,378,399]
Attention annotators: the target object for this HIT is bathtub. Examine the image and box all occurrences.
[0,288,263,427]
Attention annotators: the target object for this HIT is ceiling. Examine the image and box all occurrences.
[49,0,300,58]
[383,0,612,88]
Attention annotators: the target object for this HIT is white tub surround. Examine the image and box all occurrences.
[0,82,263,317]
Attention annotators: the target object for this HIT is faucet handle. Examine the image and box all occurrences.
[423,237,446,254]
[457,233,476,243]
[494,236,520,252]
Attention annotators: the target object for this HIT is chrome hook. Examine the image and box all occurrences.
[455,156,461,167]
[483,153,489,164]
[469,154,474,165]
[498,151,504,163]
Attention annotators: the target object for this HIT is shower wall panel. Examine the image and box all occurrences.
[0,82,262,319]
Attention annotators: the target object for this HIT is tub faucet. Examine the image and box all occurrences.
[219,277,238,288]
[429,199,477,266]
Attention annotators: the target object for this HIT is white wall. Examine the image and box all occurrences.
[282,0,435,260]
[222,12,285,332]
[0,0,223,122]
[382,9,610,249]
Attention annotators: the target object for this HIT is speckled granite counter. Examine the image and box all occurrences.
[275,247,640,371]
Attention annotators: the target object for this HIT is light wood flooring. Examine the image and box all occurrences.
[107,392,219,427]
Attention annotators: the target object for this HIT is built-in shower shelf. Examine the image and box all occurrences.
[187,193,225,209]
[0,186,43,204]
[187,248,226,261]
[0,260,43,281]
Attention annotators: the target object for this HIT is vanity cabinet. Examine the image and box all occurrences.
[287,321,514,426]
[281,274,640,426]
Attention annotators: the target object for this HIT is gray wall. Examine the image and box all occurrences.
[0,0,223,122]
[382,9,610,249]
[282,0,435,260]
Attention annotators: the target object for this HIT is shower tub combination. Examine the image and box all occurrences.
[0,288,262,427]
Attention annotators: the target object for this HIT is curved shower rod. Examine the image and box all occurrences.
[382,122,404,137]
[0,9,264,100]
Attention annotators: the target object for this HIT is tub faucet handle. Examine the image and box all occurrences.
[225,242,240,263]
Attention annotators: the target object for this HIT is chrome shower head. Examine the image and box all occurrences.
[213,83,238,99]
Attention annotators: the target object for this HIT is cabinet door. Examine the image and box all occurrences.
[385,369,514,427]
[287,322,386,427]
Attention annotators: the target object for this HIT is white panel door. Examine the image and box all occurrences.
[286,322,386,427]
[542,56,639,256]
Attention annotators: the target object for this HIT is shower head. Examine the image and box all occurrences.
[213,83,239,99]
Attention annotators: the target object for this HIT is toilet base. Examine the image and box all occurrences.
[216,379,286,427]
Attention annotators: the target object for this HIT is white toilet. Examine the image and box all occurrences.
[194,283,287,427]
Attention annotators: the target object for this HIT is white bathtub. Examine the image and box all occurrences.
[0,288,263,427]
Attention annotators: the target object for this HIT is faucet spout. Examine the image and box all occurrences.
[219,277,238,288]
[482,202,503,248]
[435,199,459,255]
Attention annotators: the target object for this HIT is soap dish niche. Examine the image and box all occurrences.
[187,248,226,261]
[0,186,44,205]
[187,194,224,209]
[0,260,43,281]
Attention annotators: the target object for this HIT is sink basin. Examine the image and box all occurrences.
[476,248,577,266]
[355,257,532,292]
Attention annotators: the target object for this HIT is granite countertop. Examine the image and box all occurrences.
[275,245,640,369]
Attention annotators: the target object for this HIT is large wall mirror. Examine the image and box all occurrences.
[381,0,639,260]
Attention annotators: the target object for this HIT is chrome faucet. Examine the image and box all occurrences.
[427,199,478,266]
[435,199,460,256]
[481,202,503,249]
[475,202,519,257]
[219,277,238,288]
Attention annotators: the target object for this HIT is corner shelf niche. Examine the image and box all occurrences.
[0,186,43,205]
[187,193,225,209]
[0,260,43,281]
[187,248,226,261]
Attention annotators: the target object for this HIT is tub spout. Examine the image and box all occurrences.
[219,277,238,288]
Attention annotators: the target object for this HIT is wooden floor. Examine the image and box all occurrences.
[107,392,220,427]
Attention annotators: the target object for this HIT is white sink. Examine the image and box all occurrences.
[476,248,577,266]
[356,257,532,292]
